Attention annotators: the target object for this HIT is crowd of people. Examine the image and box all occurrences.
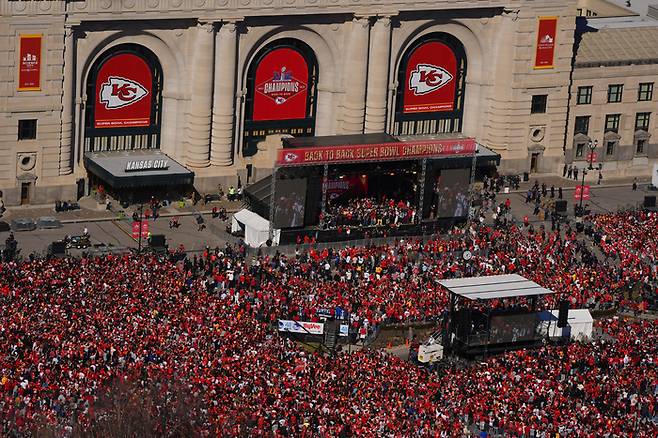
[1,205,657,435]
[321,197,417,229]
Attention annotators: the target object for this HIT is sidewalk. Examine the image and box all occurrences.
[1,197,244,224]
[509,173,651,193]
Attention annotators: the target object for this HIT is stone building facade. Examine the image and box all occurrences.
[565,23,658,180]
[0,0,577,205]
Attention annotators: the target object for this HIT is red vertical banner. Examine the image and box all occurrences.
[403,41,458,114]
[252,47,309,121]
[573,185,590,201]
[534,17,558,69]
[94,53,153,128]
[18,35,42,91]
[131,221,149,239]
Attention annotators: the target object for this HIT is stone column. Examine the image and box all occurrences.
[185,21,215,168]
[210,21,237,166]
[59,25,75,175]
[341,16,370,134]
[365,16,391,134]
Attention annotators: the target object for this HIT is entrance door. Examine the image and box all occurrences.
[530,153,540,173]
[20,182,31,205]
[76,178,86,200]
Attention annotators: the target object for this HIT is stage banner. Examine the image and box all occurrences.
[278,320,324,335]
[403,41,457,114]
[18,35,42,91]
[95,53,153,128]
[253,47,309,121]
[277,138,476,166]
[326,175,368,200]
[534,17,558,69]
[573,185,590,201]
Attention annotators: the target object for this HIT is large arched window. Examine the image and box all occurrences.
[243,38,318,157]
[393,33,466,136]
[84,44,163,153]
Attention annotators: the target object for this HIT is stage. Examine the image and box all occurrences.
[244,133,500,244]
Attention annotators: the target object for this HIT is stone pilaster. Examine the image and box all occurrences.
[59,25,74,175]
[341,16,370,134]
[185,21,215,168]
[365,16,391,134]
[210,21,237,166]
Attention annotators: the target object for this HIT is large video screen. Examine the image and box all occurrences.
[273,178,308,228]
[489,314,540,344]
[434,168,470,218]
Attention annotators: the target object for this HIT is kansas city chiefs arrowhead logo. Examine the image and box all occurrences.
[409,64,453,96]
[283,152,299,163]
[99,76,149,109]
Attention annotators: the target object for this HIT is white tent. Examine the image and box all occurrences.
[539,308,594,341]
[231,209,280,248]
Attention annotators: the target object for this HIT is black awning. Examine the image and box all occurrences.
[84,151,194,189]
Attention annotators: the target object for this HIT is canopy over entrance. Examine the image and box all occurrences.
[84,150,193,189]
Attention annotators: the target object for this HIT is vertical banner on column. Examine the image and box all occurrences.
[534,17,558,69]
[18,35,42,91]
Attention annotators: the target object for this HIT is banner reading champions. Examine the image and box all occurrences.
[403,41,458,114]
[18,35,42,91]
[253,47,309,121]
[94,53,153,128]
[534,17,558,69]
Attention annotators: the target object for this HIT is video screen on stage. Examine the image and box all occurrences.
[489,313,540,344]
[273,178,308,228]
[433,169,471,218]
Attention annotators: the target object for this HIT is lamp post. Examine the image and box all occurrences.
[137,203,144,253]
[579,139,598,214]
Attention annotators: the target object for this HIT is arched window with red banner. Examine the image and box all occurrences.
[84,44,163,153]
[393,33,466,136]
[243,39,318,157]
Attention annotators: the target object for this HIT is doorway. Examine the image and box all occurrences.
[530,153,540,173]
[20,182,31,205]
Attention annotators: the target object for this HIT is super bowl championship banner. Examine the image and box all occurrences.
[18,35,42,91]
[277,138,476,166]
[534,17,558,69]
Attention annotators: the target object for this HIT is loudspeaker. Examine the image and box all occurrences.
[554,200,567,213]
[644,196,656,208]
[557,300,569,328]
[149,234,166,248]
[50,241,66,255]
[456,308,471,339]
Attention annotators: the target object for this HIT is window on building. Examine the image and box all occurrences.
[575,116,590,135]
[638,82,653,101]
[635,112,651,131]
[636,138,647,154]
[531,95,547,114]
[606,141,615,156]
[577,86,592,105]
[605,114,621,133]
[575,143,585,158]
[18,119,37,140]
[607,84,623,103]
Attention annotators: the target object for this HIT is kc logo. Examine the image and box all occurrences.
[409,64,453,96]
[283,152,299,163]
[99,76,149,109]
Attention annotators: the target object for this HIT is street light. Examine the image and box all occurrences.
[579,139,598,215]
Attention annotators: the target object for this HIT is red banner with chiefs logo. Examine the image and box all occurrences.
[94,53,153,128]
[253,47,309,121]
[131,221,149,239]
[573,185,590,201]
[277,138,476,166]
[403,41,457,114]
[18,35,42,91]
[534,17,558,69]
